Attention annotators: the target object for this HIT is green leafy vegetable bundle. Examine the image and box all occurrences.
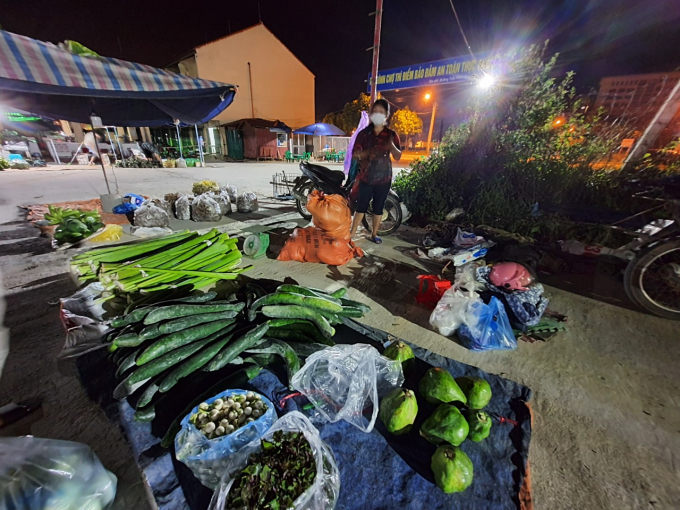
[45,205,104,245]
[225,431,316,510]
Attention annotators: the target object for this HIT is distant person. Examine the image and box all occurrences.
[140,141,162,165]
[349,98,402,244]
[83,131,102,165]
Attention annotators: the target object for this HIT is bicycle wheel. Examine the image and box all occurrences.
[362,194,402,236]
[624,240,680,320]
[295,182,315,220]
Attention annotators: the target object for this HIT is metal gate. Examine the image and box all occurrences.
[226,129,244,161]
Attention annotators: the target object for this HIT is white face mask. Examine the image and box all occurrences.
[370,112,386,126]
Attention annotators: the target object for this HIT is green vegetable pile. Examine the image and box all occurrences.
[71,229,250,300]
[103,283,369,446]
[190,392,267,439]
[378,356,495,495]
[45,205,104,245]
[225,431,316,510]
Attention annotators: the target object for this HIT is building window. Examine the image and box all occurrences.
[277,133,288,147]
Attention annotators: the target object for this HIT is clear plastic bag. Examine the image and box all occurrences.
[175,195,193,220]
[222,184,238,204]
[454,262,487,293]
[191,194,222,222]
[236,191,259,213]
[0,436,117,510]
[134,200,170,228]
[175,389,277,489]
[209,411,340,510]
[291,344,404,432]
[458,296,518,351]
[429,287,481,337]
[209,191,232,216]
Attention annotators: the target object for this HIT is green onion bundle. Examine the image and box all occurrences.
[71,229,250,299]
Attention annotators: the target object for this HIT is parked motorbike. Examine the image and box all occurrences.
[292,161,403,236]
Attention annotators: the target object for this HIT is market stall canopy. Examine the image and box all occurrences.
[222,118,292,133]
[0,31,237,127]
[293,122,346,136]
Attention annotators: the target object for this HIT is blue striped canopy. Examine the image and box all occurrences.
[0,30,237,126]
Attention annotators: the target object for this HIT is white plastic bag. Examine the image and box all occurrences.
[0,436,117,510]
[455,227,485,247]
[222,184,238,203]
[209,191,232,216]
[291,344,404,432]
[175,195,193,220]
[175,389,277,489]
[454,262,487,293]
[191,194,222,222]
[209,412,340,510]
[134,200,170,228]
[176,157,187,168]
[429,287,481,337]
[236,191,259,213]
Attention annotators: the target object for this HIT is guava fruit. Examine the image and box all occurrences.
[420,404,469,446]
[379,388,418,435]
[455,376,492,409]
[463,409,492,442]
[419,367,467,405]
[431,445,474,493]
[383,341,415,364]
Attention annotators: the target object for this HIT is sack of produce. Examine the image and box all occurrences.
[175,195,193,220]
[458,296,517,351]
[164,192,181,216]
[429,288,481,337]
[191,194,221,222]
[0,436,117,509]
[420,404,469,446]
[176,158,187,168]
[291,344,404,432]
[134,200,171,228]
[306,190,351,240]
[193,180,220,195]
[222,184,238,203]
[277,227,363,265]
[236,191,259,213]
[209,411,340,510]
[175,389,277,489]
[209,191,232,216]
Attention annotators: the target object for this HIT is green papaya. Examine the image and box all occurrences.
[383,341,415,363]
[455,376,492,409]
[379,388,418,435]
[431,446,474,493]
[463,409,492,442]
[419,367,467,405]
[420,404,469,446]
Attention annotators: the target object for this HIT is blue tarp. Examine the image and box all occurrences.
[77,320,532,510]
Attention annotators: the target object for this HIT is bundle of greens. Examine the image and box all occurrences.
[225,431,316,510]
[71,229,249,299]
[44,205,104,245]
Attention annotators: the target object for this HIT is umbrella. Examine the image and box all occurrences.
[293,123,346,136]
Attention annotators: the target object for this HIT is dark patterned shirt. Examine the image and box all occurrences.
[354,126,401,185]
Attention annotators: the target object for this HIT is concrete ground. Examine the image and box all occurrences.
[0,163,678,510]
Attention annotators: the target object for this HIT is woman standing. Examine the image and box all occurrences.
[349,99,402,244]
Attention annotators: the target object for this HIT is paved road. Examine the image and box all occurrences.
[0,163,678,510]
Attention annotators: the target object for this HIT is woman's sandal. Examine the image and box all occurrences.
[371,236,383,244]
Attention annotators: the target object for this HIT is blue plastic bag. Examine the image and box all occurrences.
[124,193,145,207]
[174,389,277,489]
[458,296,517,351]
[112,202,138,214]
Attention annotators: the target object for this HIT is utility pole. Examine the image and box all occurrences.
[426,101,438,153]
[369,0,384,104]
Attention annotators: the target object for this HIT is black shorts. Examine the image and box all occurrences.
[356,181,391,215]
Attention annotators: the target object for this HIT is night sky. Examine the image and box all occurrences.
[3,0,680,120]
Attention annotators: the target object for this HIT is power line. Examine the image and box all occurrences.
[448,0,475,60]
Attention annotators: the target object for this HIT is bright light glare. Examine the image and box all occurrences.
[424,93,432,101]
[477,73,496,90]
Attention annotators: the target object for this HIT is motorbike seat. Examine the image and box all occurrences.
[303,162,345,187]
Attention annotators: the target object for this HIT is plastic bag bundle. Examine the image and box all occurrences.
[176,158,187,168]
[222,184,238,203]
[454,263,487,293]
[175,389,277,489]
[277,227,363,265]
[153,197,174,219]
[175,195,193,220]
[306,190,351,240]
[429,288,481,337]
[236,191,259,213]
[209,191,232,216]
[291,344,404,432]
[134,200,170,228]
[0,436,117,510]
[458,296,518,351]
[209,412,340,510]
[191,194,222,222]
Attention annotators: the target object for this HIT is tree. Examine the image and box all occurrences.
[390,106,423,148]
[338,93,371,133]
[322,112,338,127]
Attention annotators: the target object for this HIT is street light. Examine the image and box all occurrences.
[476,72,496,90]
[424,92,437,153]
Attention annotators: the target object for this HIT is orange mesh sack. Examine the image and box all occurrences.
[306,191,351,240]
[277,227,363,265]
